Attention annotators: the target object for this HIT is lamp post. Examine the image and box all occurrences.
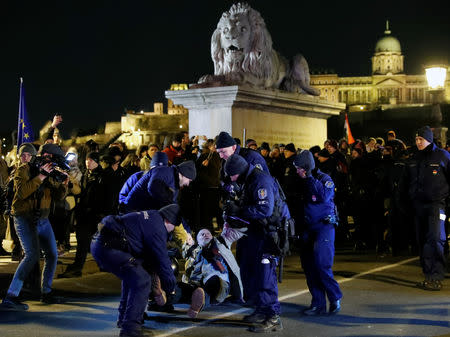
[425,65,447,146]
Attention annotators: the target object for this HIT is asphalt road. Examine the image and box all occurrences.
[0,248,449,337]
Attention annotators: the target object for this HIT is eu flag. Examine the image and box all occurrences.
[17,78,34,147]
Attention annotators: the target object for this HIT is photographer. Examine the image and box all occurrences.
[1,143,68,311]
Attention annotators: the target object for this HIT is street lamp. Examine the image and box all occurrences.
[425,64,447,145]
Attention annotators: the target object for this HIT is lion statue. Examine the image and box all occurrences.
[197,3,319,96]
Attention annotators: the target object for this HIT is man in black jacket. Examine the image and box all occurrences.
[59,151,106,278]
[408,126,450,291]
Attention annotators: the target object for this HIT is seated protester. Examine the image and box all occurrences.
[153,224,245,319]
[91,204,180,337]
[118,152,167,209]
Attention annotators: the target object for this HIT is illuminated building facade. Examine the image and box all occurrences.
[310,22,450,112]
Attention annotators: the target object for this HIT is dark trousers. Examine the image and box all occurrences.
[300,223,342,309]
[91,239,150,333]
[178,275,222,305]
[236,233,280,316]
[72,215,98,271]
[414,201,447,280]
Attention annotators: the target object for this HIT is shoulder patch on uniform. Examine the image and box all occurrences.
[143,211,149,219]
[258,188,267,199]
[255,163,263,170]
[325,181,334,189]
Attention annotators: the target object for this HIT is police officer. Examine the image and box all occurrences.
[123,159,196,213]
[215,131,269,174]
[223,154,288,332]
[118,152,169,211]
[215,131,270,218]
[90,204,181,337]
[293,150,342,315]
[407,126,450,291]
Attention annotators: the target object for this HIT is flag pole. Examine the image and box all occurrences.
[17,78,23,147]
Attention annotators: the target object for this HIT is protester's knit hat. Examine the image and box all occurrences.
[86,151,100,164]
[151,151,168,167]
[177,160,196,180]
[159,204,181,226]
[416,126,434,143]
[294,150,315,176]
[18,143,37,157]
[284,143,296,153]
[224,154,249,176]
[215,131,236,149]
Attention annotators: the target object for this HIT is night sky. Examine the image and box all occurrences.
[1,0,449,139]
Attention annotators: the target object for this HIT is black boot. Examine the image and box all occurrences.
[329,300,341,315]
[303,306,326,316]
[41,291,65,304]
[249,315,283,333]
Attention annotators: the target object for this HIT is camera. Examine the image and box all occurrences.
[33,153,70,182]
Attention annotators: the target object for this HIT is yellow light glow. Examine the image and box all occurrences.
[425,66,447,89]
[179,125,183,128]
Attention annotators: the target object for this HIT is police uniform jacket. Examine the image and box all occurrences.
[408,143,450,203]
[235,145,270,174]
[119,170,145,205]
[238,164,289,227]
[124,169,155,212]
[302,168,336,225]
[125,166,178,212]
[100,210,176,294]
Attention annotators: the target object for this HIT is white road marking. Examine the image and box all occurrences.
[154,256,419,337]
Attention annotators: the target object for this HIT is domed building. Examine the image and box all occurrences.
[372,22,403,75]
[310,21,449,111]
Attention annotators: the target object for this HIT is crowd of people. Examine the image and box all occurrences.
[0,115,448,336]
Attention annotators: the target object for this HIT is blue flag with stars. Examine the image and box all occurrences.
[17,78,34,148]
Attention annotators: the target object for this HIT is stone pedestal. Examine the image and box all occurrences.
[165,85,345,149]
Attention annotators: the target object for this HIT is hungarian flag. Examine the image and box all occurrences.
[17,78,34,147]
[344,113,355,144]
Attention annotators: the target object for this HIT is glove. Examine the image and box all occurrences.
[223,200,240,216]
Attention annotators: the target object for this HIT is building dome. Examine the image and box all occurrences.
[375,21,401,53]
